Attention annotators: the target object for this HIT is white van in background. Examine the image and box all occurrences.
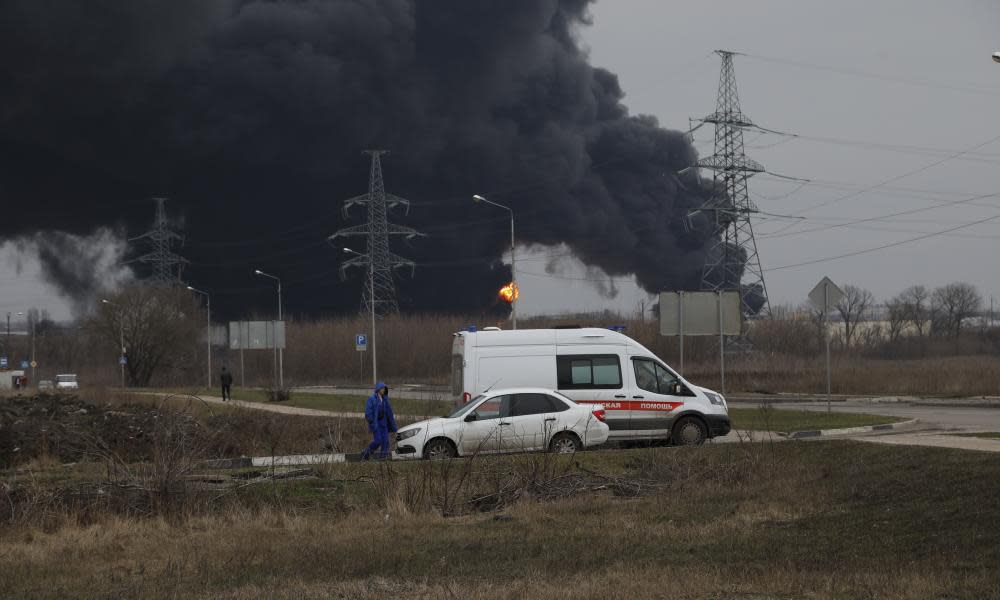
[451,327,731,445]
[55,374,79,390]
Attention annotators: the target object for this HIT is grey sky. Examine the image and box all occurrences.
[3,0,999,321]
[519,0,1000,315]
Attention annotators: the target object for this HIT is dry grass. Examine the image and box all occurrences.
[2,441,999,598]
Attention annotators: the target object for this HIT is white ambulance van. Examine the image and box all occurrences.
[451,327,731,445]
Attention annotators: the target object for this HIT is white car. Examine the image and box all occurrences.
[395,387,609,459]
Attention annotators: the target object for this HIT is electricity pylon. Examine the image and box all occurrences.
[129,197,188,285]
[693,50,770,318]
[329,150,422,316]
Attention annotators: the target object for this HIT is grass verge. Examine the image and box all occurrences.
[2,440,999,598]
[729,406,903,432]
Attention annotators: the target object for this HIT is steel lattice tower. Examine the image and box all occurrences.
[330,150,422,316]
[129,197,188,285]
[696,50,770,318]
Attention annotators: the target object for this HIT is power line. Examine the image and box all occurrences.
[759,190,1000,240]
[742,53,1000,98]
[769,213,1000,272]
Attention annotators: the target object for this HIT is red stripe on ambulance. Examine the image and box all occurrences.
[575,400,684,412]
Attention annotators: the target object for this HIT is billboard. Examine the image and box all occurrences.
[229,321,286,350]
[659,290,742,337]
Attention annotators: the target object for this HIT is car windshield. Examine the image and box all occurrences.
[57,375,77,383]
[448,395,485,418]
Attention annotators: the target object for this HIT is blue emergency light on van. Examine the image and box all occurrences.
[467,325,477,332]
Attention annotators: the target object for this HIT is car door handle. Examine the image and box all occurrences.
[614,394,627,399]
[499,422,511,426]
[544,417,556,422]
[632,395,644,399]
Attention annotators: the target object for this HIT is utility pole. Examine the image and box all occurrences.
[691,51,771,319]
[330,150,422,317]
[186,286,211,389]
[101,300,126,389]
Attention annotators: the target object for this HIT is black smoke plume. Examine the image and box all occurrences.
[0,0,721,317]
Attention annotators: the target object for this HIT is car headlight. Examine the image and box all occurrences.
[397,428,421,441]
[705,392,725,406]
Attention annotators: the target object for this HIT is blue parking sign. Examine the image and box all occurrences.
[355,334,367,351]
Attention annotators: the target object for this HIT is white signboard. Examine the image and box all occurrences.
[229,321,286,350]
[659,290,742,336]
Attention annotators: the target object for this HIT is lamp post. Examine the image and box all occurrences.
[30,312,35,386]
[472,194,517,329]
[343,247,376,385]
[101,299,125,389]
[187,286,211,390]
[4,312,23,376]
[254,269,283,387]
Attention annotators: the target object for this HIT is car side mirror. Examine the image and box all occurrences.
[464,413,478,422]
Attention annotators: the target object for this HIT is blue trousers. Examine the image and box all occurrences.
[362,428,391,459]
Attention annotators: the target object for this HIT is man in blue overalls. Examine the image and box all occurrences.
[362,381,397,460]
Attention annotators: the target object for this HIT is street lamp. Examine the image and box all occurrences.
[472,194,518,329]
[343,247,377,385]
[254,269,283,387]
[101,299,125,389]
[187,286,211,390]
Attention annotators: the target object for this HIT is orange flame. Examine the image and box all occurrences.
[498,282,520,303]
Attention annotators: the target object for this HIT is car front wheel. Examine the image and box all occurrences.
[424,438,456,460]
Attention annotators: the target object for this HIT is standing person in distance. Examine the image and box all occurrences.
[361,381,397,460]
[220,366,233,401]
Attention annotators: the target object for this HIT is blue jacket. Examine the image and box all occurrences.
[365,381,397,433]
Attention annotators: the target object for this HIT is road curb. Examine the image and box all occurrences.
[202,452,369,469]
[786,418,919,439]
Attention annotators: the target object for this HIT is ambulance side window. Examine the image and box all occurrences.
[556,355,622,390]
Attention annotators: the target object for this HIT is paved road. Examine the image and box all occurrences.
[747,399,1000,453]
[294,385,449,402]
[763,400,1000,431]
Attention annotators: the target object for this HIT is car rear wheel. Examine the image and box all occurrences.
[672,416,707,446]
[548,432,582,454]
[424,438,456,460]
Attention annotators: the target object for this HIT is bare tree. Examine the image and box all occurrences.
[89,284,202,387]
[835,285,874,347]
[896,285,930,338]
[931,282,982,337]
[885,298,906,343]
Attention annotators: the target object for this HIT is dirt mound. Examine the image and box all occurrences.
[0,393,178,468]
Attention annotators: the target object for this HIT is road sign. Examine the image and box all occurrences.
[356,334,368,352]
[808,276,843,413]
[20,360,29,369]
[0,357,6,369]
[119,356,128,365]
[809,276,844,311]
[30,361,37,369]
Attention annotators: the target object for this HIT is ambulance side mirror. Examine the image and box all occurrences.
[464,413,478,423]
